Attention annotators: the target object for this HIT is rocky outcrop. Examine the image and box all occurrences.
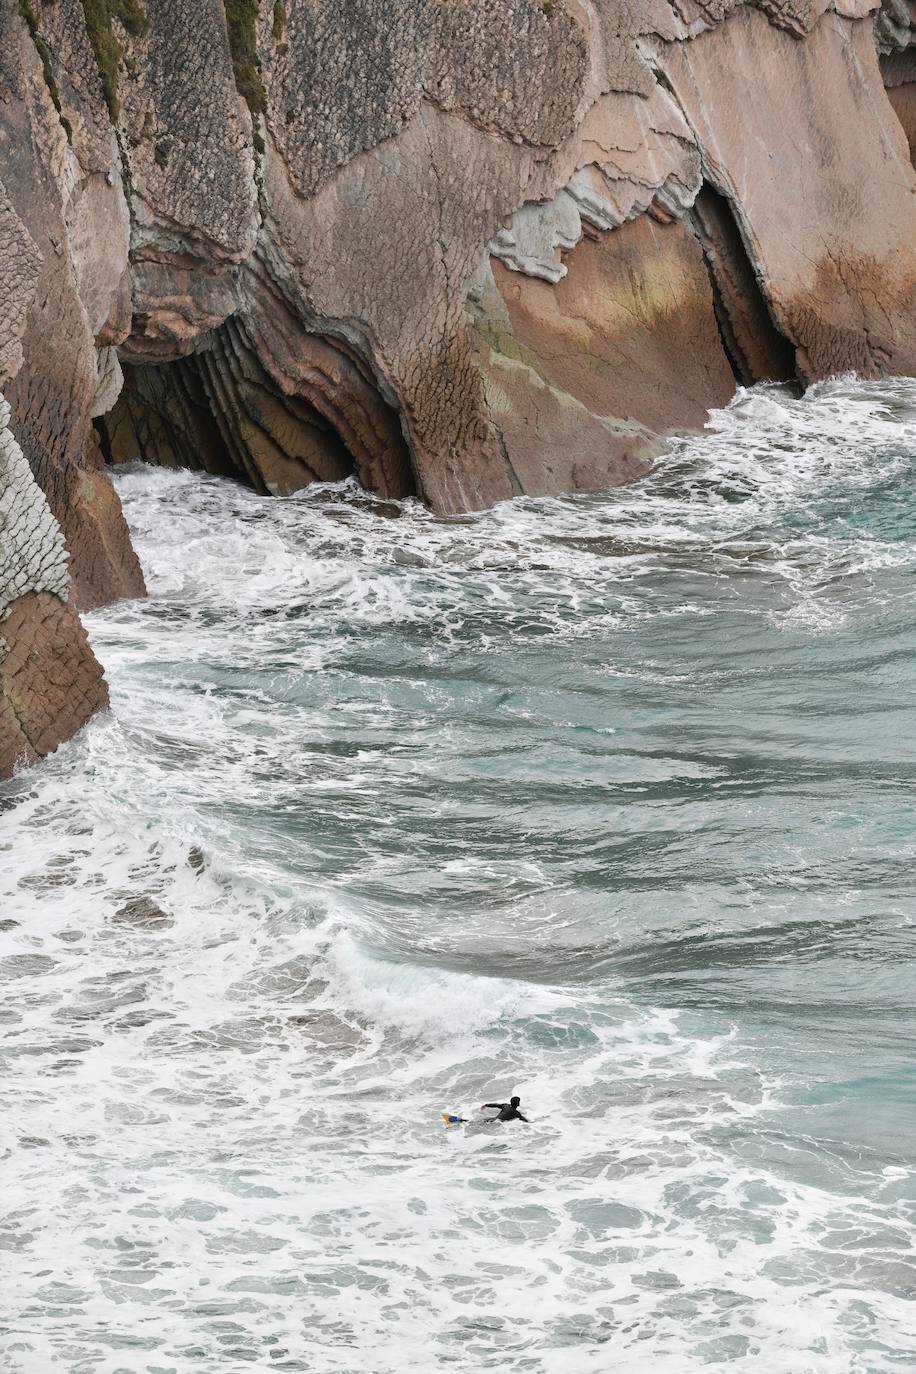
[879,8,916,164]
[8,0,916,516]
[3,0,916,773]
[652,5,916,379]
[0,2,145,613]
[0,394,107,777]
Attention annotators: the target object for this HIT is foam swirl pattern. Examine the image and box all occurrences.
[3,379,916,1372]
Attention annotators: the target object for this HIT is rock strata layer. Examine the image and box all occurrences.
[0,395,107,777]
[2,0,916,773]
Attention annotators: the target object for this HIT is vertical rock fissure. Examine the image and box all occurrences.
[419,105,455,312]
[644,61,788,388]
[688,185,797,387]
[18,2,72,141]
[223,0,267,153]
[79,0,151,120]
[693,226,745,387]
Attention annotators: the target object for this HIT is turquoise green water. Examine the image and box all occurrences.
[2,379,916,1371]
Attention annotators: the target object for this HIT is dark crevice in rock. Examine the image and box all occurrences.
[881,50,916,167]
[18,2,72,141]
[223,0,267,152]
[79,0,150,120]
[99,319,416,500]
[689,185,797,387]
[92,414,113,466]
[98,357,241,482]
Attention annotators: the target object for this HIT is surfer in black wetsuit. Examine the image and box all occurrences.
[481,1095,529,1123]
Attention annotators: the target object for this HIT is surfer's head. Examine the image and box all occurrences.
[510,1096,521,1108]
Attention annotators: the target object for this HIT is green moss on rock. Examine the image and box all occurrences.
[79,0,150,120]
[19,0,71,140]
[225,1,266,111]
[476,322,547,379]
[115,0,151,38]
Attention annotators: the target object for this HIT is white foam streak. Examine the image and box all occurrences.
[4,379,916,1372]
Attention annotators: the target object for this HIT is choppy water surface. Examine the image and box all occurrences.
[3,378,916,1372]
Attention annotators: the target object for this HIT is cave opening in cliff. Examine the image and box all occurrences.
[881,49,916,169]
[689,185,796,389]
[95,320,417,502]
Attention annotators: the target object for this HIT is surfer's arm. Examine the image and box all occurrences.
[516,1112,529,1122]
[481,1103,502,1110]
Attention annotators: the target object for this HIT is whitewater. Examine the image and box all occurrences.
[3,377,916,1373]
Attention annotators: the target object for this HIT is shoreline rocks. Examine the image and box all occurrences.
[3,0,916,773]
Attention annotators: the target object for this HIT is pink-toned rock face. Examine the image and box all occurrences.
[489,214,736,435]
[0,392,108,781]
[0,590,108,777]
[653,7,916,380]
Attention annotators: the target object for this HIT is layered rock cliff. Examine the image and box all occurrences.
[0,394,107,775]
[2,0,916,774]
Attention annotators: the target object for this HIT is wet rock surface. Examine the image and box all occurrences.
[112,897,174,931]
[2,0,916,771]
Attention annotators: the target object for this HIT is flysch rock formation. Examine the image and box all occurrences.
[2,0,916,775]
[0,393,107,776]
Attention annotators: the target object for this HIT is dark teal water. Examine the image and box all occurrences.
[2,379,916,1372]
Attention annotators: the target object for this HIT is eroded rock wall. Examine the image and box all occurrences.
[4,0,916,773]
[0,394,107,776]
[9,0,916,516]
[0,2,145,614]
[652,6,916,379]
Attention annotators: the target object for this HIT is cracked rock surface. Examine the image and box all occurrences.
[3,0,916,772]
[0,395,107,778]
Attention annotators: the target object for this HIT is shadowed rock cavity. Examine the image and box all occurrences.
[881,48,916,166]
[98,321,416,501]
[688,186,797,387]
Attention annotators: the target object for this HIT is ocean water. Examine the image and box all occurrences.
[3,377,916,1373]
